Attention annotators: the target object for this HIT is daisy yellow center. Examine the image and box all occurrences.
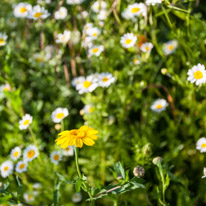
[13,151,19,157]
[92,48,99,53]
[0,38,5,44]
[61,35,66,41]
[194,71,203,80]
[202,143,206,148]
[27,150,35,159]
[125,39,132,44]
[4,166,9,171]
[102,77,109,82]
[19,163,25,169]
[23,119,30,126]
[156,104,163,109]
[93,32,97,37]
[168,45,174,50]
[131,7,140,13]
[34,12,43,18]
[83,81,92,88]
[60,12,64,16]
[65,147,70,151]
[89,107,93,113]
[133,58,138,63]
[28,195,33,200]
[145,46,150,51]
[53,154,60,161]
[3,87,9,92]
[56,113,64,119]
[20,7,27,13]
[36,57,43,62]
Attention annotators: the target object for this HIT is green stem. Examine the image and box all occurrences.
[61,120,64,132]
[162,6,173,29]
[28,127,38,146]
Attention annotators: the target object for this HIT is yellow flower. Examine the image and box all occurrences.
[55,126,98,148]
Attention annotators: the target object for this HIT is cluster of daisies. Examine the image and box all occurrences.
[72,72,115,94]
[1,145,38,178]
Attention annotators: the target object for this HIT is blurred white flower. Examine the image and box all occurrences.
[83,23,94,33]
[23,145,39,162]
[0,33,8,46]
[89,45,104,57]
[50,151,62,164]
[202,168,206,178]
[82,36,94,48]
[54,7,67,20]
[33,53,44,63]
[51,107,69,123]
[86,27,101,39]
[0,160,13,178]
[151,99,168,113]
[72,192,82,203]
[80,105,94,115]
[140,42,153,53]
[0,83,11,92]
[13,2,32,18]
[98,72,115,88]
[91,1,107,13]
[62,146,74,156]
[120,33,137,48]
[15,160,28,173]
[187,64,206,86]
[56,30,71,44]
[78,11,88,19]
[146,0,162,6]
[66,0,85,5]
[19,114,32,130]
[28,5,50,20]
[24,193,34,203]
[10,146,21,161]
[163,40,178,55]
[97,10,108,20]
[133,55,141,65]
[196,137,206,153]
[72,76,85,87]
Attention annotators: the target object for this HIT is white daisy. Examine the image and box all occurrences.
[98,72,115,88]
[0,33,8,46]
[72,192,82,203]
[24,193,34,203]
[196,137,206,153]
[78,11,88,19]
[10,146,21,161]
[44,45,55,60]
[23,145,39,162]
[51,107,69,123]
[66,0,85,5]
[0,83,11,92]
[76,76,98,94]
[33,53,44,63]
[50,151,62,164]
[10,204,23,206]
[56,30,71,44]
[13,3,32,18]
[187,64,206,86]
[33,183,42,189]
[97,10,108,21]
[0,160,13,178]
[133,56,141,65]
[71,76,85,87]
[15,160,28,173]
[19,114,32,130]
[202,168,206,178]
[91,1,107,13]
[89,45,104,57]
[127,3,147,17]
[163,40,178,56]
[120,33,137,48]
[80,105,94,115]
[146,0,163,6]
[82,36,94,48]
[83,23,94,33]
[150,99,168,113]
[54,7,67,20]
[86,27,101,39]
[28,5,50,20]
[62,146,74,156]
[140,42,153,53]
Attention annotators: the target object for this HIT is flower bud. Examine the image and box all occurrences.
[152,156,163,165]
[133,166,145,178]
[161,68,167,75]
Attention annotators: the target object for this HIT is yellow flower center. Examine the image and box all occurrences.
[27,150,35,159]
[83,81,92,88]
[194,71,203,80]
[53,154,60,161]
[28,195,33,200]
[125,39,132,45]
[102,77,109,82]
[93,32,97,37]
[13,151,19,157]
[4,166,9,171]
[92,48,99,53]
[156,104,163,109]
[202,143,206,148]
[20,7,27,13]
[168,45,174,50]
[89,107,93,113]
[19,163,25,169]
[23,119,30,126]
[56,113,64,119]
[3,87,9,92]
[131,7,140,13]
[34,12,43,18]
[61,35,66,41]
[145,46,150,51]
[0,38,5,44]
[65,147,70,151]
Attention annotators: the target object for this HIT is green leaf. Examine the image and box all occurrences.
[55,172,74,184]
[113,162,125,180]
[75,178,83,192]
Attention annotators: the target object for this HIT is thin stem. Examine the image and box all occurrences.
[61,120,64,132]
[28,127,38,146]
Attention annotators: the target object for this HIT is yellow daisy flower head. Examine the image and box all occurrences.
[56,126,98,148]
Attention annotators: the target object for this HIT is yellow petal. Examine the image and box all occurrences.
[82,138,95,146]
